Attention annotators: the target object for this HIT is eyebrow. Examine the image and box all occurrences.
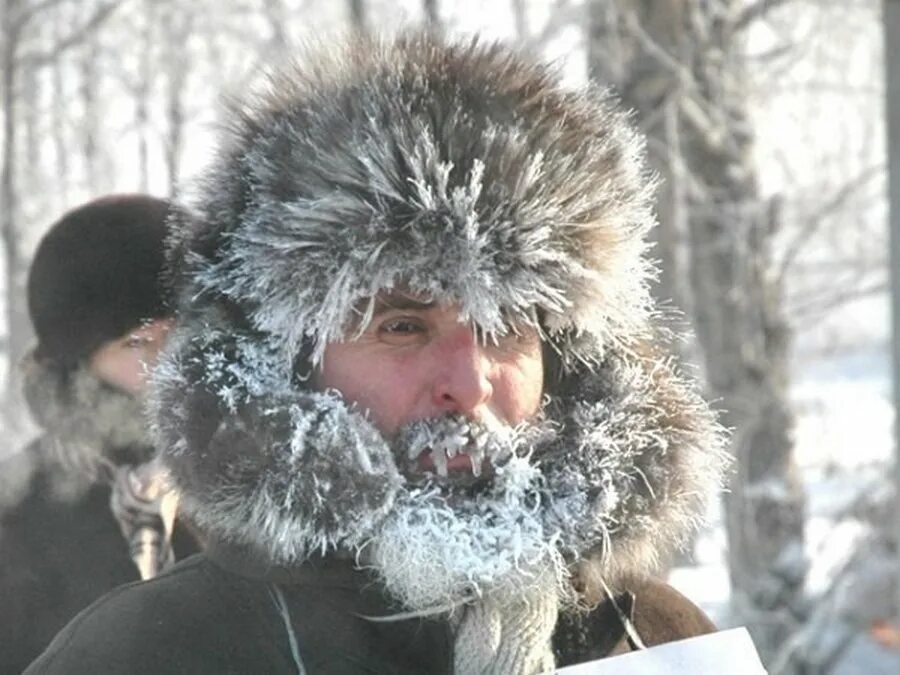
[369,294,437,317]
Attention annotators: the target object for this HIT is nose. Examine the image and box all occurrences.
[431,326,493,415]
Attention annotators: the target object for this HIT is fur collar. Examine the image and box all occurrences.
[11,352,154,502]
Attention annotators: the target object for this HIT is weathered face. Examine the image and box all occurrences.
[315,291,544,478]
[88,318,174,395]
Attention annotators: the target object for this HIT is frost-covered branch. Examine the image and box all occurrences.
[734,0,795,34]
[776,164,885,285]
[8,0,69,33]
[19,0,125,67]
[789,280,887,321]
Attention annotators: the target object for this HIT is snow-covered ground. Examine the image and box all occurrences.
[670,342,900,672]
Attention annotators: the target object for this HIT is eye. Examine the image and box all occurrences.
[123,333,153,350]
[377,316,428,346]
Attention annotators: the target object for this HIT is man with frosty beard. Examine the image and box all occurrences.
[28,33,728,674]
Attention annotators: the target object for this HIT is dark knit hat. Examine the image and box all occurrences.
[27,194,173,368]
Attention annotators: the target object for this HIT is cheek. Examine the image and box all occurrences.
[492,351,544,424]
[317,347,423,436]
[90,348,146,395]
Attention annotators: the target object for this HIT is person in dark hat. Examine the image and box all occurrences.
[0,194,200,674]
[27,35,728,674]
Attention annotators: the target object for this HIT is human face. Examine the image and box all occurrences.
[315,292,544,463]
[88,318,174,395]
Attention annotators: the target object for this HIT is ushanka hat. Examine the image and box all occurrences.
[27,194,175,368]
[152,34,726,592]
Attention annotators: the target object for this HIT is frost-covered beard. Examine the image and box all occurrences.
[394,412,518,486]
[365,413,570,613]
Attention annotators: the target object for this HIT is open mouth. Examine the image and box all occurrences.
[395,415,516,486]
[413,444,490,478]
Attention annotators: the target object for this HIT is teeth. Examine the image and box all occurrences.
[432,449,448,478]
[469,446,485,477]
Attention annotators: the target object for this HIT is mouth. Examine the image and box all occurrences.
[395,414,517,487]
[414,444,490,478]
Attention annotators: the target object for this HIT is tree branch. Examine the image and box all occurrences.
[523,0,576,51]
[19,0,125,68]
[9,0,70,34]
[788,280,887,321]
[734,0,794,34]
[776,164,885,284]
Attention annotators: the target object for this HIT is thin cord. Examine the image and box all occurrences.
[599,577,647,650]
[269,583,307,674]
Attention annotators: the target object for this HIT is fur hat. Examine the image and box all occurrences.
[27,194,174,369]
[153,34,726,592]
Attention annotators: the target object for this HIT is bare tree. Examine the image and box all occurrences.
[585,0,806,664]
[513,0,579,53]
[885,0,900,626]
[348,0,366,33]
[133,0,155,192]
[1,0,123,428]
[51,8,71,206]
[160,3,194,196]
[78,33,101,193]
[422,0,440,31]
[1,0,29,430]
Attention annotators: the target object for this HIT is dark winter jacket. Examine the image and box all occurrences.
[0,360,199,674]
[26,545,714,674]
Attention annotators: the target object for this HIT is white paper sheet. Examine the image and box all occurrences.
[554,627,768,674]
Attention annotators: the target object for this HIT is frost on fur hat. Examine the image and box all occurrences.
[153,34,727,584]
[173,33,658,365]
[28,194,175,368]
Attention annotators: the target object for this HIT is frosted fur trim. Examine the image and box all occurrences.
[151,324,404,560]
[175,34,657,364]
[1,353,155,506]
[539,345,728,586]
[22,353,152,462]
[150,316,727,591]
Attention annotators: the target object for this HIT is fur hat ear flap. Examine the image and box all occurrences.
[151,321,403,562]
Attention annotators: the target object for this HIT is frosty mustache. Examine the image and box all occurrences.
[392,410,520,479]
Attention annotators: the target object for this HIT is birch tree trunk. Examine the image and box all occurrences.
[79,34,100,193]
[1,0,30,430]
[52,9,70,208]
[586,0,807,664]
[161,4,193,196]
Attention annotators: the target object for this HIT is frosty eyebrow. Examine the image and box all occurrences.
[369,294,437,317]
[345,293,438,334]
